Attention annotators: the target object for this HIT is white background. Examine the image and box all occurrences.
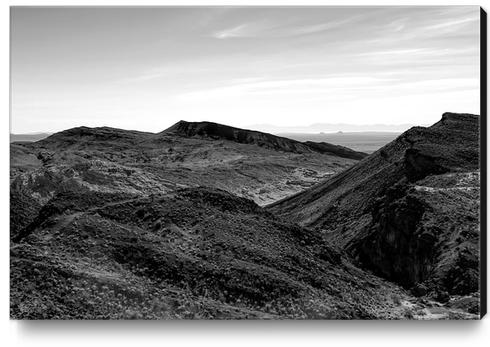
[1,1,489,346]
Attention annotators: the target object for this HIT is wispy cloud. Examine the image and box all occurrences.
[425,15,479,30]
[287,15,363,36]
[176,74,478,103]
[213,23,256,39]
[212,15,362,39]
[358,48,428,57]
[176,76,395,101]
[11,6,480,133]
[358,47,477,58]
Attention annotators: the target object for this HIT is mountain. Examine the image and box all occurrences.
[164,121,314,154]
[11,186,424,319]
[268,113,481,304]
[10,123,364,207]
[164,121,367,160]
[10,116,481,319]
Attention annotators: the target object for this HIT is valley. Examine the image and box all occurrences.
[10,113,482,319]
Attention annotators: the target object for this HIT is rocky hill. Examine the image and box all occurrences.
[10,122,363,206]
[12,186,477,319]
[10,115,481,319]
[9,187,408,319]
[268,113,481,308]
[164,121,367,160]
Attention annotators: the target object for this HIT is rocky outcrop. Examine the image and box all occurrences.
[269,113,481,301]
[164,121,367,158]
[353,172,480,297]
[352,184,430,285]
[164,121,315,153]
[403,148,450,182]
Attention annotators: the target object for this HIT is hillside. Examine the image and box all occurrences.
[268,113,481,306]
[10,115,481,319]
[11,187,477,319]
[164,121,367,160]
[11,122,363,206]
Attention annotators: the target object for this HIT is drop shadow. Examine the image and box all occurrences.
[14,318,483,339]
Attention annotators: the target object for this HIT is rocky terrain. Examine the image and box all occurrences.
[10,122,364,207]
[269,113,481,314]
[10,114,482,319]
[11,187,419,319]
[165,121,367,160]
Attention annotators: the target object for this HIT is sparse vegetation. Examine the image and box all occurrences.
[10,114,481,320]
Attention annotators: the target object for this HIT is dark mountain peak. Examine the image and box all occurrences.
[165,120,253,136]
[269,111,480,225]
[432,112,480,130]
[164,120,316,154]
[440,112,479,123]
[164,120,367,158]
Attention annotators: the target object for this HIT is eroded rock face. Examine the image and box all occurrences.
[354,183,433,287]
[404,149,450,182]
[353,171,480,297]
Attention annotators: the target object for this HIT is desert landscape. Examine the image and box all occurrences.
[10,6,482,321]
[10,112,481,319]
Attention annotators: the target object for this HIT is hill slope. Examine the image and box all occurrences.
[10,116,480,319]
[164,121,367,160]
[268,113,481,304]
[10,122,363,207]
[11,187,477,319]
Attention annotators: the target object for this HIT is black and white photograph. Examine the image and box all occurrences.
[9,5,485,320]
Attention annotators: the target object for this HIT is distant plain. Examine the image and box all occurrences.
[277,132,401,153]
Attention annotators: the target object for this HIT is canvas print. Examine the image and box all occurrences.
[10,6,485,320]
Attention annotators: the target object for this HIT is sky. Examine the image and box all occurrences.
[10,6,480,133]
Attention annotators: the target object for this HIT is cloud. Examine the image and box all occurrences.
[176,76,395,101]
[425,15,479,30]
[358,48,428,57]
[212,15,363,40]
[212,24,255,39]
[175,74,478,105]
[287,15,364,36]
